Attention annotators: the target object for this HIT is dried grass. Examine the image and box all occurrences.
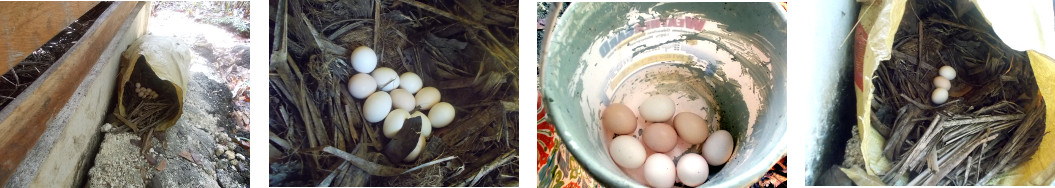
[869,0,1046,185]
[269,0,518,186]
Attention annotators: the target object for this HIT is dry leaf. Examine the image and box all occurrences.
[179,150,193,162]
[144,154,157,165]
[157,159,167,170]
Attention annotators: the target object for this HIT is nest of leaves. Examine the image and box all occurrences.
[268,0,518,186]
[868,0,1046,185]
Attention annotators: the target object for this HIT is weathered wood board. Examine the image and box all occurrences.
[0,2,139,185]
[0,2,100,75]
[20,2,150,187]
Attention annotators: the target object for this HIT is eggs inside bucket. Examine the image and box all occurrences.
[542,2,786,187]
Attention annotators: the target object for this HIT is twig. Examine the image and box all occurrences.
[971,100,1013,115]
[397,0,517,73]
[322,146,407,176]
[927,148,939,172]
[463,149,515,186]
[318,161,349,187]
[298,14,347,56]
[941,121,1016,145]
[976,103,1044,185]
[927,17,998,40]
[923,133,997,185]
[940,114,1024,128]
[918,21,923,73]
[402,156,457,174]
[270,131,292,150]
[374,0,380,48]
[899,93,960,110]
[271,0,288,53]
[396,0,486,30]
[884,106,919,160]
[897,115,942,177]
[839,2,872,49]
[140,127,155,155]
[326,20,367,41]
[113,111,140,132]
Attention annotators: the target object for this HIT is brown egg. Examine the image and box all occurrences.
[602,103,637,135]
[674,112,710,144]
[643,123,678,152]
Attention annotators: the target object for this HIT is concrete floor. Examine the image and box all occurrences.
[87,6,249,188]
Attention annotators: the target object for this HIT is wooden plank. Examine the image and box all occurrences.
[0,2,137,184]
[17,2,148,187]
[0,2,100,75]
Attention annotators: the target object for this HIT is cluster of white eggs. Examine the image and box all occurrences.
[931,65,957,104]
[134,82,159,99]
[346,46,456,162]
[603,96,734,187]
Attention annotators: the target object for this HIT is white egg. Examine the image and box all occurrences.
[677,153,709,187]
[939,65,957,80]
[703,130,734,166]
[400,72,423,94]
[609,135,646,169]
[403,135,426,162]
[383,109,411,138]
[932,88,949,104]
[371,67,400,91]
[643,153,676,188]
[429,102,455,128]
[351,46,377,73]
[390,89,416,111]
[933,76,951,89]
[363,92,392,123]
[411,111,432,138]
[347,73,377,99]
[415,87,441,110]
[639,95,675,122]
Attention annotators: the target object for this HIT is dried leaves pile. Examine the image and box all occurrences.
[869,0,1046,185]
[269,0,518,186]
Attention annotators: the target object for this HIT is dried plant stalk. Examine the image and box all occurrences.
[867,0,1046,186]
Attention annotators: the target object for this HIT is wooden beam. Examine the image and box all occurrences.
[18,2,148,187]
[0,2,137,184]
[0,2,100,75]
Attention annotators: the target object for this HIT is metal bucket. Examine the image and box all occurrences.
[541,2,786,187]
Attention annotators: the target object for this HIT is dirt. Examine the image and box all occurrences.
[841,125,863,169]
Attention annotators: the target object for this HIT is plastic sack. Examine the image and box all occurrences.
[852,0,1055,185]
[112,35,190,132]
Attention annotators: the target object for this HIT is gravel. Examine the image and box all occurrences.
[87,133,149,187]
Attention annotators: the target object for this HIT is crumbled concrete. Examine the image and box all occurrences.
[149,109,222,188]
[87,133,149,187]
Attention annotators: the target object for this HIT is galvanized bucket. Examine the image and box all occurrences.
[541,2,786,187]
